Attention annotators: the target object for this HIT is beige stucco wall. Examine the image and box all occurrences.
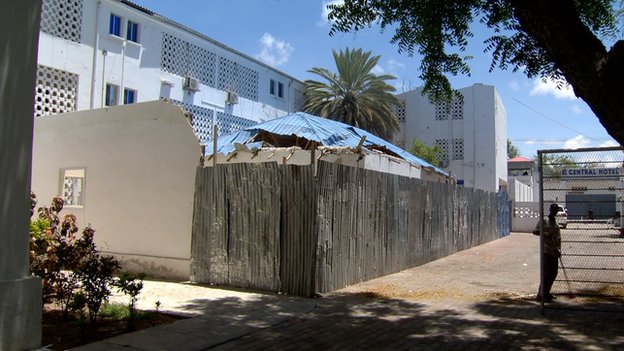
[32,100,200,280]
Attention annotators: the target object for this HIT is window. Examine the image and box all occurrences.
[105,83,119,106]
[124,88,136,104]
[126,20,139,43]
[278,82,284,98]
[269,79,276,95]
[109,14,122,36]
[62,168,85,207]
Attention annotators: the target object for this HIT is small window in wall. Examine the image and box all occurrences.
[105,83,119,106]
[278,82,284,98]
[269,79,276,95]
[126,20,139,43]
[109,14,122,36]
[62,168,85,207]
[124,88,137,104]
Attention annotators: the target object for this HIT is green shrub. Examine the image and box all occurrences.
[114,272,146,331]
[29,193,121,322]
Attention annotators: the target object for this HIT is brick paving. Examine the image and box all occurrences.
[77,233,624,350]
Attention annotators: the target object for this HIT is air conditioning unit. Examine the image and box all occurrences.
[183,76,199,91]
[227,91,239,105]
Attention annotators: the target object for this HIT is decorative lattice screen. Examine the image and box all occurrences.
[435,102,449,121]
[435,96,464,121]
[34,65,78,117]
[161,33,216,87]
[293,88,305,112]
[395,100,406,123]
[451,97,464,120]
[216,111,257,136]
[40,0,83,43]
[62,168,85,207]
[171,100,214,143]
[452,138,464,160]
[435,139,449,162]
[218,57,259,101]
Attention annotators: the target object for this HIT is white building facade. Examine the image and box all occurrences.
[396,84,508,192]
[35,0,305,142]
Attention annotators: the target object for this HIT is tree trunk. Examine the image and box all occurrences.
[510,0,624,147]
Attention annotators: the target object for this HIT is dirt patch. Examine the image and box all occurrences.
[353,284,526,302]
[41,305,186,350]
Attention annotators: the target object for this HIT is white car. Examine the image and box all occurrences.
[556,205,568,229]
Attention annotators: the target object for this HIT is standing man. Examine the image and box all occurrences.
[533,203,562,302]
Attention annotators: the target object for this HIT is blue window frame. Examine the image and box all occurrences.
[123,88,136,104]
[109,14,121,36]
[269,79,275,95]
[126,20,139,43]
[105,84,119,106]
[278,82,284,98]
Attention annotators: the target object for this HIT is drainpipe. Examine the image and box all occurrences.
[90,0,102,109]
[288,78,292,113]
[120,40,126,103]
[101,50,107,107]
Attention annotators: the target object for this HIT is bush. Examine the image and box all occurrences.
[114,272,146,330]
[29,193,121,322]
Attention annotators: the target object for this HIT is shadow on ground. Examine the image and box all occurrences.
[165,292,624,350]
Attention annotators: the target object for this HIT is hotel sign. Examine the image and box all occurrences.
[561,168,621,177]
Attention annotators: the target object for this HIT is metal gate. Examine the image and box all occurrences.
[538,146,624,311]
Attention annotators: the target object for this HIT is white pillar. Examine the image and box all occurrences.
[0,1,43,350]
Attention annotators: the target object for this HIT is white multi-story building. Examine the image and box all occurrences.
[35,0,305,142]
[396,84,508,192]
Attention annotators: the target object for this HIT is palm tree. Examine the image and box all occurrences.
[303,48,401,140]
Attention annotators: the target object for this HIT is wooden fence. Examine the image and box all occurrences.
[191,161,501,296]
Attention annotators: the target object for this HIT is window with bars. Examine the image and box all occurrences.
[62,168,85,207]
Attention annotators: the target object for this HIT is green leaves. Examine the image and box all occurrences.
[303,48,401,140]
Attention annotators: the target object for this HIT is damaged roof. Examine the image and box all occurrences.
[203,112,447,175]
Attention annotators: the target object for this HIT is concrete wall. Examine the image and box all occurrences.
[36,0,304,120]
[513,201,540,232]
[0,1,43,349]
[510,179,534,202]
[32,100,200,280]
[397,84,508,192]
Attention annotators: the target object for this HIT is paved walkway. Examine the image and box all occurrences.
[73,233,624,350]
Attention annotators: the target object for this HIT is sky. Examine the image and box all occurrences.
[130,0,618,158]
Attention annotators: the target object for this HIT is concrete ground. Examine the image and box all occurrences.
[72,233,624,350]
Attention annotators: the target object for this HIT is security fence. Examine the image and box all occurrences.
[191,161,508,296]
[538,146,624,311]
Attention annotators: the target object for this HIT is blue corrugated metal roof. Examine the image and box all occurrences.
[204,112,447,175]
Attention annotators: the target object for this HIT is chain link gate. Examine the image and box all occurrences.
[538,146,624,312]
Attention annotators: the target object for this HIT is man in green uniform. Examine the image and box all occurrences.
[533,203,562,302]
